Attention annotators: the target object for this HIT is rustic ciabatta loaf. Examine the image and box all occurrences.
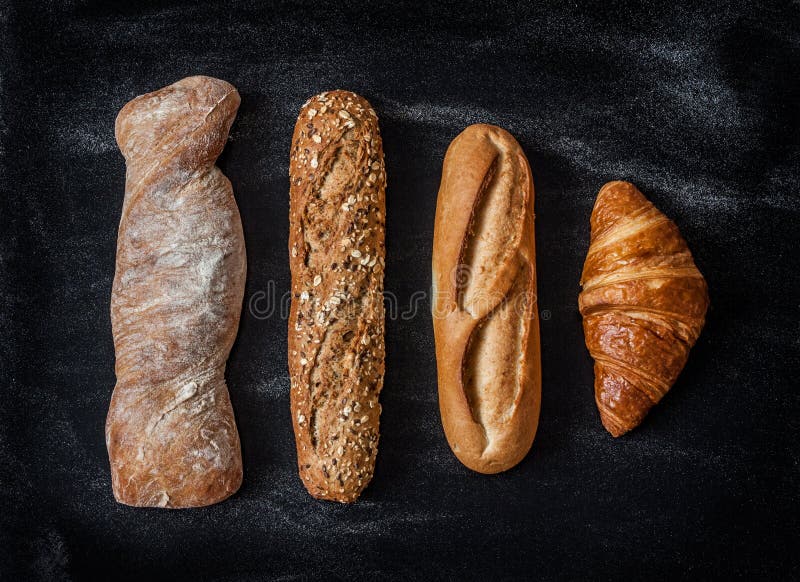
[579,181,709,436]
[106,76,245,508]
[288,90,386,503]
[432,124,541,474]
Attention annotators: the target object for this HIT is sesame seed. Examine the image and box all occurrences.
[300,291,309,301]
[360,415,369,424]
[351,249,361,258]
[307,108,317,118]
[310,156,319,169]
[300,358,308,366]
[312,134,322,143]
[298,414,305,424]
[313,275,322,286]
[338,110,351,119]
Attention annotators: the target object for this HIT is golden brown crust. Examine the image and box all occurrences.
[288,91,386,502]
[579,181,709,437]
[432,124,541,474]
[106,76,245,508]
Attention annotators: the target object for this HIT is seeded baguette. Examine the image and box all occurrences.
[288,90,386,503]
[432,124,541,474]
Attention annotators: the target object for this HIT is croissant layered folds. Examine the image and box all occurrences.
[579,181,709,437]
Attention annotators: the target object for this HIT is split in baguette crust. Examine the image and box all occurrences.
[579,181,709,437]
[288,91,386,502]
[107,76,245,508]
[432,124,541,474]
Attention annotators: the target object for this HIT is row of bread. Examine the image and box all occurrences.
[106,76,708,508]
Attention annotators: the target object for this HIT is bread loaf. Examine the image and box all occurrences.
[579,181,709,436]
[106,76,245,508]
[432,124,541,474]
[288,91,386,502]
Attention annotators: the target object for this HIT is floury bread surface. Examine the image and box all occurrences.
[106,76,245,508]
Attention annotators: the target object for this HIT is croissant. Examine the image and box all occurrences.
[579,181,709,437]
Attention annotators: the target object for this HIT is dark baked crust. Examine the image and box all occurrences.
[107,76,245,507]
[579,180,709,437]
[288,91,386,502]
[432,124,541,474]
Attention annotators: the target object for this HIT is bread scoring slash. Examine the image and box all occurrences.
[106,76,246,508]
[432,124,542,474]
[288,91,386,502]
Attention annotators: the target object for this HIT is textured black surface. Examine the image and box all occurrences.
[1,1,799,580]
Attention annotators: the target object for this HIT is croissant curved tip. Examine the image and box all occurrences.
[599,410,631,438]
[595,180,645,207]
[598,179,633,192]
[594,372,652,438]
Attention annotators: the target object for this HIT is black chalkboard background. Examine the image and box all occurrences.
[1,1,799,580]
